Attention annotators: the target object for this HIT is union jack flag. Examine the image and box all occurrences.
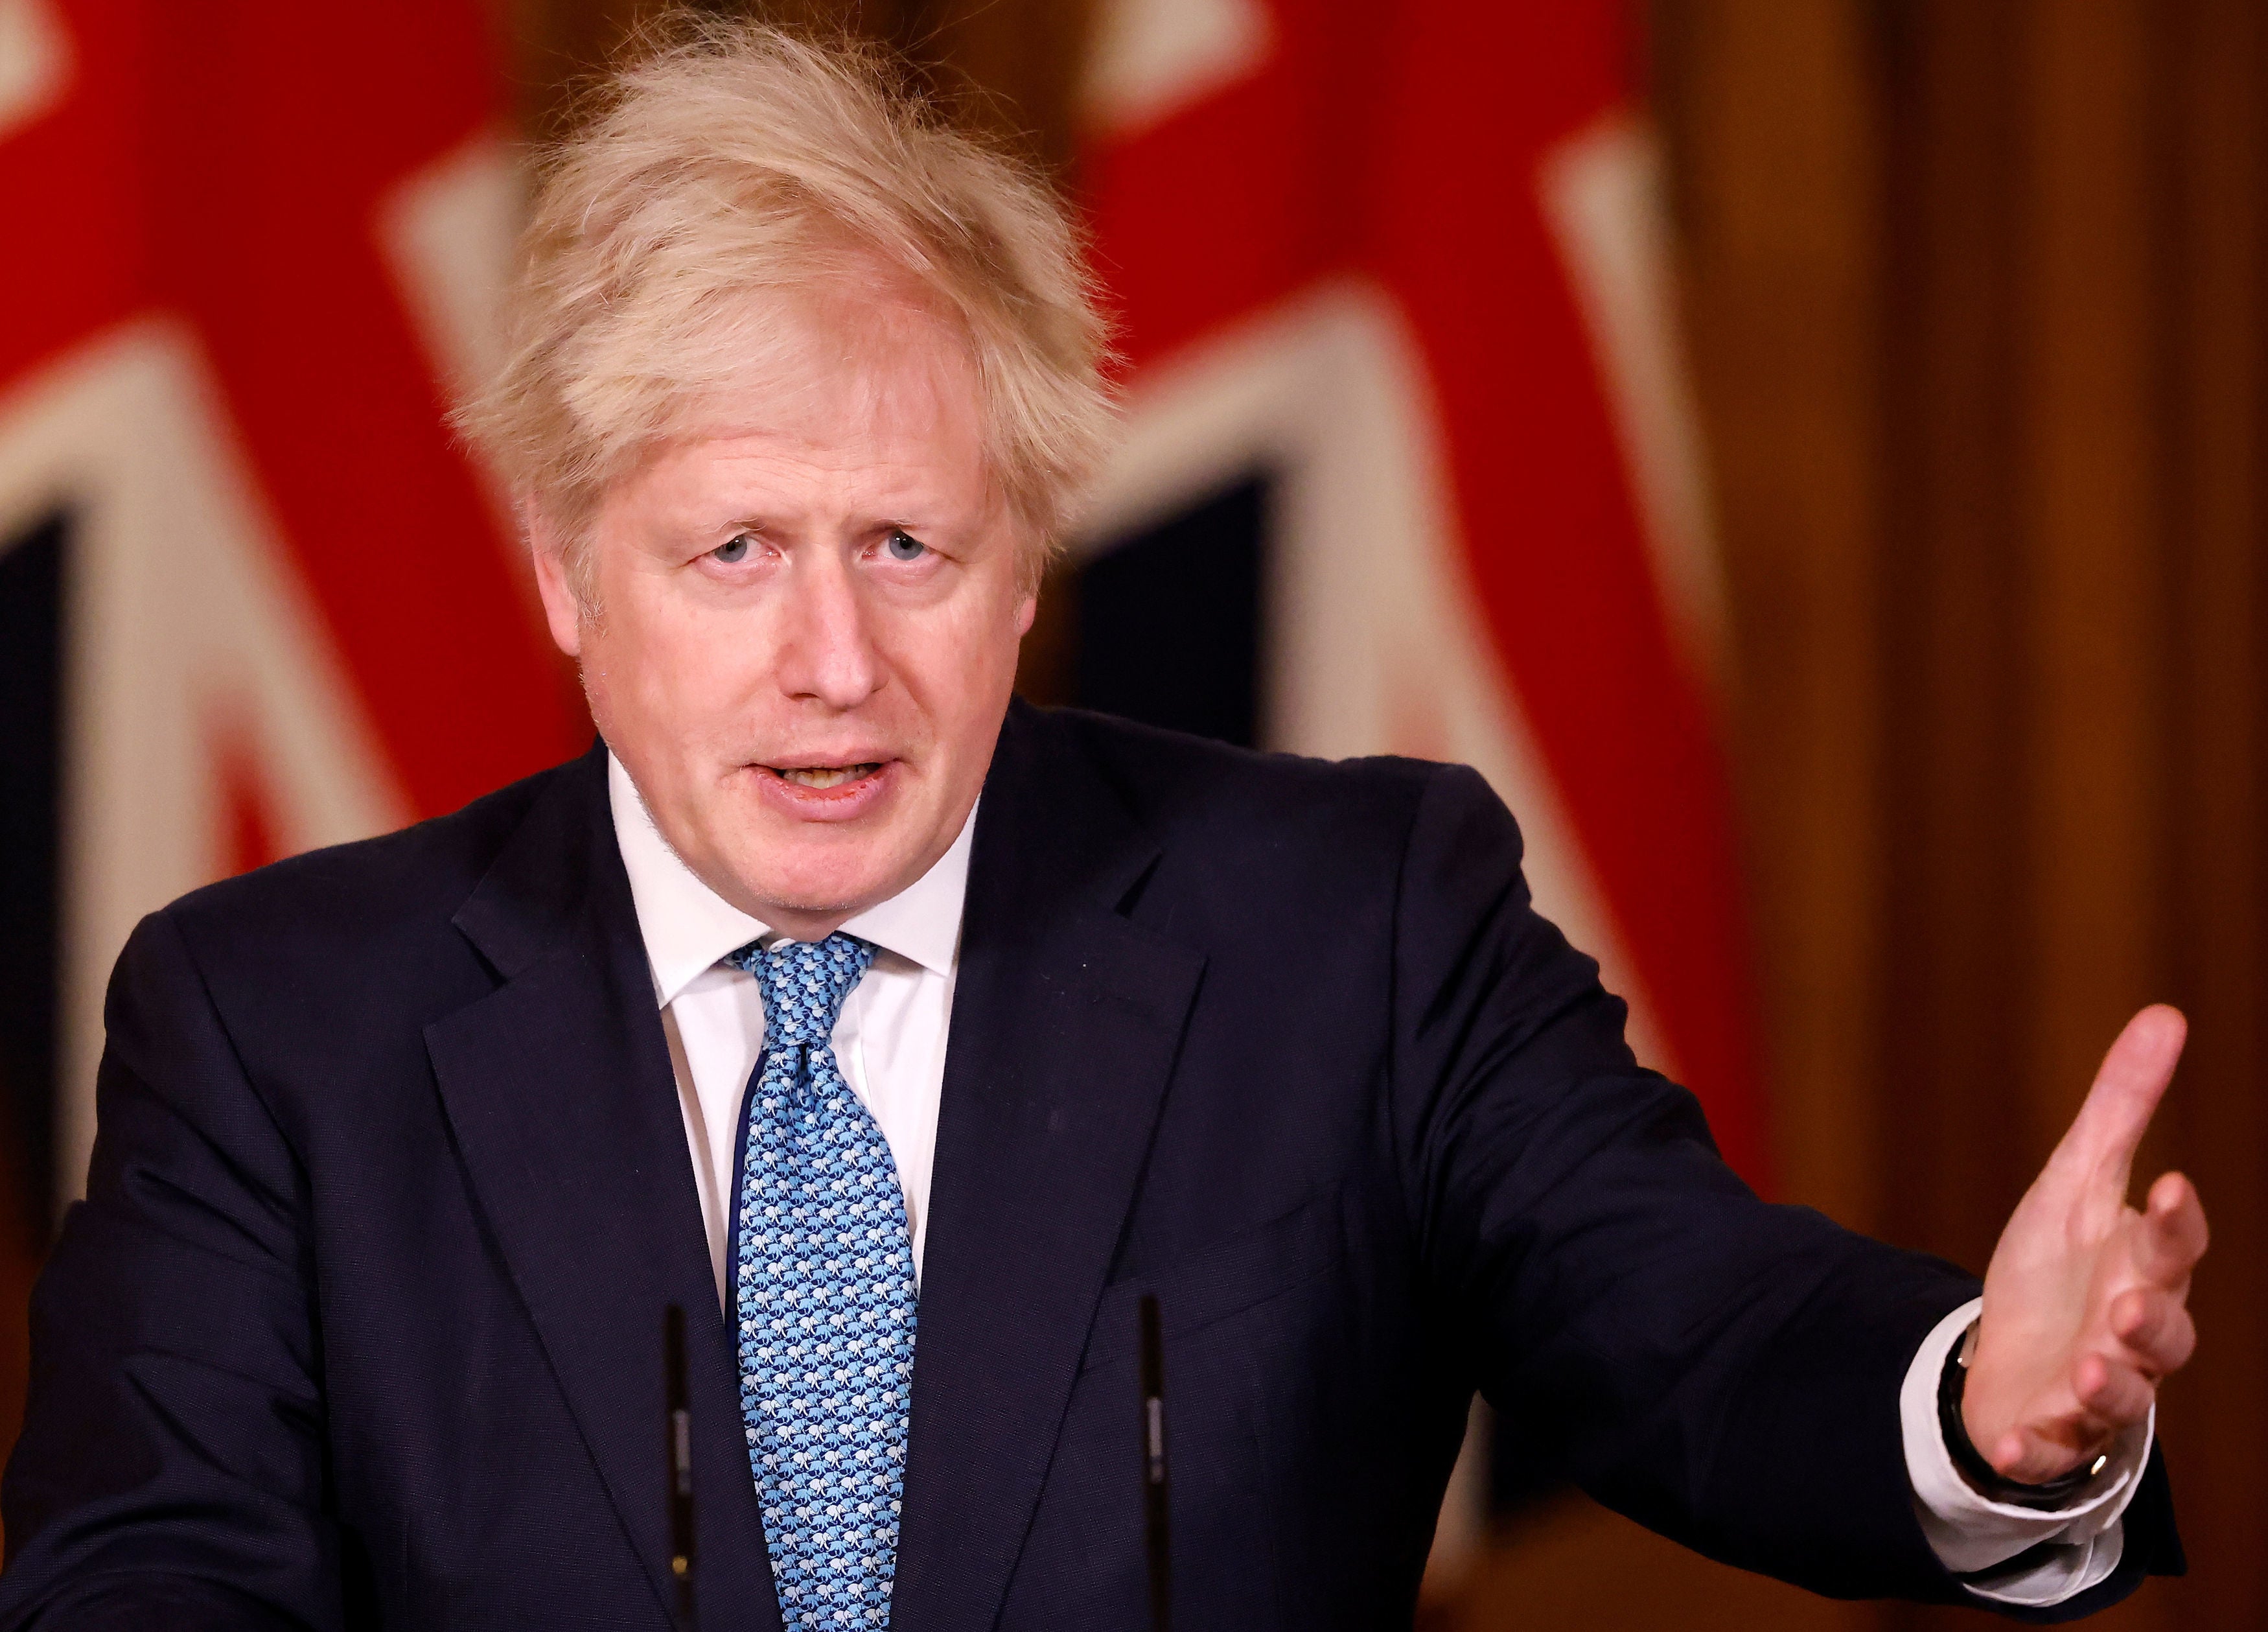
[0,0,577,1221]
[1070,0,1765,1187]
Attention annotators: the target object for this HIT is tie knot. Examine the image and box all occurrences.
[726,933,874,1049]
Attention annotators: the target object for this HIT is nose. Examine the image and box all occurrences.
[771,548,885,711]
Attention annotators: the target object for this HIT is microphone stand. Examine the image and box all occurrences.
[1139,1294,1170,1632]
[665,1304,698,1632]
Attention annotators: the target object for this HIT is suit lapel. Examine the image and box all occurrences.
[890,705,1206,1632]
[424,748,781,1632]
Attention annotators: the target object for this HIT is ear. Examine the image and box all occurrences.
[1014,589,1037,637]
[524,497,585,660]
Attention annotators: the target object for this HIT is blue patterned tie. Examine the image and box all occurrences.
[724,933,917,1631]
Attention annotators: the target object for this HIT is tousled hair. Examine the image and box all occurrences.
[455,17,1115,599]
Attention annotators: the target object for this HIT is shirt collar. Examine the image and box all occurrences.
[607,751,974,1008]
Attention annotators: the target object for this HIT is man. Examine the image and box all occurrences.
[0,21,2206,1631]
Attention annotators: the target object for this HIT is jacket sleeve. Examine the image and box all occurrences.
[1391,762,2181,1616]
[0,910,346,1631]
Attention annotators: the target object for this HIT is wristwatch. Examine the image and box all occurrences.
[1937,1318,2111,1511]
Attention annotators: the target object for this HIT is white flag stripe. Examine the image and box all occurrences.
[1078,0,1272,143]
[1538,110,1730,692]
[374,128,542,589]
[373,130,521,410]
[0,0,69,145]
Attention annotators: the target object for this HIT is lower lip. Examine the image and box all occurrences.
[746,760,896,823]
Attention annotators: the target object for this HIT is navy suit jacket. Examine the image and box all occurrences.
[1,703,2180,1628]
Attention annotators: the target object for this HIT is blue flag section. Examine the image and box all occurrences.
[1072,476,1271,752]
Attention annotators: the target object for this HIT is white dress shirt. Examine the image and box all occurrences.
[610,754,967,1298]
[607,752,2146,1608]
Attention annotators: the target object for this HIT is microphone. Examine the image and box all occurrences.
[1139,1294,1170,1632]
[665,1303,697,1631]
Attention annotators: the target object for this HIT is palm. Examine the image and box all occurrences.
[1963,1006,2209,1484]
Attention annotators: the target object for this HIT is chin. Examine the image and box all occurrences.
[739,850,899,924]
[707,786,955,926]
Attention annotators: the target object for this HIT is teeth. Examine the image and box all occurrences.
[776,764,878,789]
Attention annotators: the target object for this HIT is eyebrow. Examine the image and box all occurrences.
[699,514,966,548]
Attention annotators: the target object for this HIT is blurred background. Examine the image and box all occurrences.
[1,0,2262,1626]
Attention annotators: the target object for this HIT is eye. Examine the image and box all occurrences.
[713,533,752,564]
[884,528,928,562]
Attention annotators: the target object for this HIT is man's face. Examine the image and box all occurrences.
[532,286,1034,940]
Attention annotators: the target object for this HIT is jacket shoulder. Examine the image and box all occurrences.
[1032,706,1491,868]
[157,750,592,955]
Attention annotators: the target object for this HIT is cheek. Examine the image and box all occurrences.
[924,588,1022,687]
[870,590,1020,738]
[587,583,774,750]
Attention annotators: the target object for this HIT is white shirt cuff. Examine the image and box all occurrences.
[1901,1297,2151,1607]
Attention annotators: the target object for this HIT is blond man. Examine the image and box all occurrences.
[1,23,2200,1631]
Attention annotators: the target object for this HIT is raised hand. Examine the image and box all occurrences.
[1961,1005,2210,1485]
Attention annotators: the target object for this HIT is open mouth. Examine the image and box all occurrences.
[769,762,882,790]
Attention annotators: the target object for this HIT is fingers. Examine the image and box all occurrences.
[1985,1426,2048,1482]
[1984,1398,2115,1484]
[2134,1171,2210,1287]
[2055,1005,2187,1182]
[1995,1347,2162,1480]
[2072,1349,2157,1430]
[2108,1285,2197,1376]
[2033,1271,2199,1473]
[1985,1186,2204,1477]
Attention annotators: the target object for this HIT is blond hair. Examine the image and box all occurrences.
[456,18,1113,596]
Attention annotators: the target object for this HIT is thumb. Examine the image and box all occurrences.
[2053,1005,2186,1186]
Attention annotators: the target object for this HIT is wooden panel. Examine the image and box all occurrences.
[1873,0,2032,1278]
[2157,1,2268,1623]
[1665,1,2265,1627]
[2015,0,2170,1172]
[1987,16,2176,1617]
[920,0,1096,172]
[1658,0,1888,1246]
